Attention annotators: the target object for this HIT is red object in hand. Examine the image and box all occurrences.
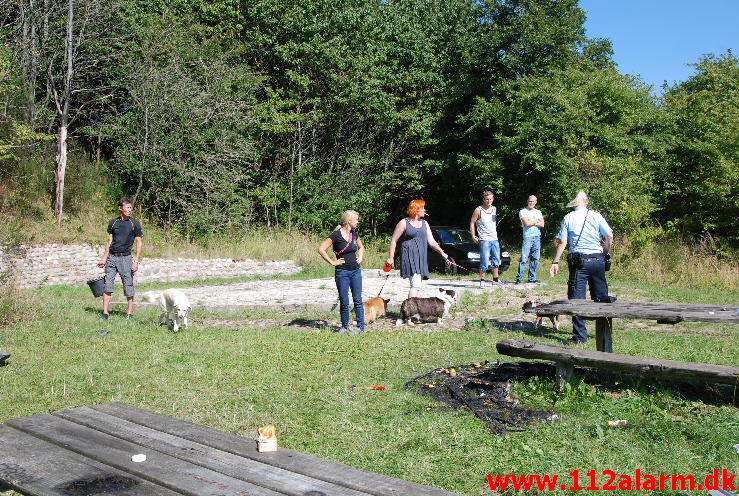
[382,261,392,272]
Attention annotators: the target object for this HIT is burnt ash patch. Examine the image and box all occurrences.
[405,361,557,435]
[406,361,738,435]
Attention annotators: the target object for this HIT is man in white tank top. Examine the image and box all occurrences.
[470,190,501,287]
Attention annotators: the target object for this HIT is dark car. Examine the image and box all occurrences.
[428,226,511,275]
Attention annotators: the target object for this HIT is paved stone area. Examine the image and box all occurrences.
[136,269,543,313]
[123,270,554,334]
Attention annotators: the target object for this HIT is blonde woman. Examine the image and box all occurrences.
[318,210,366,334]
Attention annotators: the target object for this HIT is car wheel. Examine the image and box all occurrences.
[444,256,458,276]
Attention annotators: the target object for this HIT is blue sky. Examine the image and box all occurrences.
[579,0,738,93]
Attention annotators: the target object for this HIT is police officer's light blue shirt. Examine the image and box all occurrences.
[556,207,612,254]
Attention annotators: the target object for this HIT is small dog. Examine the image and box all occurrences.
[142,289,191,332]
[396,288,457,326]
[362,296,391,325]
[523,299,560,331]
[438,288,458,302]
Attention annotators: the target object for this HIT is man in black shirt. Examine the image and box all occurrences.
[97,197,143,320]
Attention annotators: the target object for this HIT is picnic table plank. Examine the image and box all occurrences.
[0,425,178,496]
[496,339,739,385]
[523,300,739,323]
[90,402,462,496]
[6,414,286,496]
[55,406,375,496]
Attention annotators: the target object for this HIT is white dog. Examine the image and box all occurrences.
[142,289,191,332]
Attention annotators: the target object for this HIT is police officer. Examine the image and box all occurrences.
[550,191,613,344]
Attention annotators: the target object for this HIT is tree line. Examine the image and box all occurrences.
[1,0,737,250]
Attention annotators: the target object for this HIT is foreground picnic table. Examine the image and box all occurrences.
[523,300,739,353]
[0,402,461,496]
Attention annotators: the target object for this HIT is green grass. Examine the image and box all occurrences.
[1,276,737,496]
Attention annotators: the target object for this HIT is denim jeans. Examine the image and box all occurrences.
[567,254,608,342]
[335,268,364,329]
[516,236,541,282]
[479,240,500,271]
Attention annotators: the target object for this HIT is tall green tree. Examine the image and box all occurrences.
[235,0,470,230]
[660,52,739,249]
[425,0,596,224]
[103,11,262,236]
[1,0,119,225]
[465,63,666,232]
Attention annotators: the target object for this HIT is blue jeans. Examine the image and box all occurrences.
[567,254,608,342]
[479,240,500,272]
[516,236,540,282]
[335,268,364,329]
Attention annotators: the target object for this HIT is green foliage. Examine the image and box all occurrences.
[0,0,737,253]
[101,12,262,235]
[0,49,50,163]
[462,62,667,234]
[660,52,739,249]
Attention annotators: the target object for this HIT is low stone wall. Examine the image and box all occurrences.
[0,244,301,289]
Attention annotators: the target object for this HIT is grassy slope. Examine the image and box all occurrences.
[1,275,737,496]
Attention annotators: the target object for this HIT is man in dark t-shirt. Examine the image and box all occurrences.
[96,197,143,320]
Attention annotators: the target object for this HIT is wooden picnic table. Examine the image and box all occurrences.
[523,300,739,353]
[497,339,739,389]
[0,402,462,496]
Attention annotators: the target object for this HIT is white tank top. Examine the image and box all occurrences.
[476,207,498,241]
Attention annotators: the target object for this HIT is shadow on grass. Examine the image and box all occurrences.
[286,318,329,329]
[426,281,475,289]
[569,366,739,409]
[469,317,571,342]
[82,305,133,317]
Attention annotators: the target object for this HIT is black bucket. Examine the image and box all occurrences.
[87,276,106,297]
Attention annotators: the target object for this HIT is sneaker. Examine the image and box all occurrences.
[479,280,492,288]
[566,337,587,345]
[349,327,365,336]
[337,327,349,334]
[125,314,132,320]
[514,279,522,284]
[99,313,109,320]
[528,280,540,283]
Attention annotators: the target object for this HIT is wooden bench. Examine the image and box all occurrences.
[496,339,739,390]
[523,300,739,353]
[0,402,462,496]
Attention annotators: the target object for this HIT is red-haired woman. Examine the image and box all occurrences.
[386,199,449,298]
